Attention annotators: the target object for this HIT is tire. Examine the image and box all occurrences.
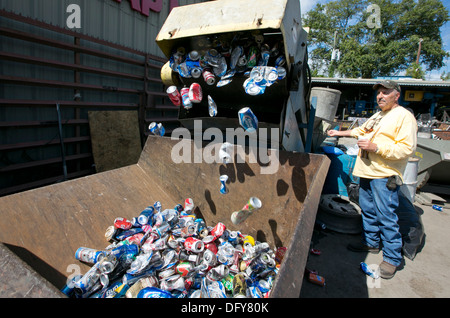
[317,194,362,234]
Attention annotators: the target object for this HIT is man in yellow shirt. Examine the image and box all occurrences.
[327,80,418,279]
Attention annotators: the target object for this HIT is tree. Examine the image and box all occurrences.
[303,0,450,78]
[406,62,425,79]
[441,71,450,81]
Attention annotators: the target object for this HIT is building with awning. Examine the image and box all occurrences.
[311,76,450,119]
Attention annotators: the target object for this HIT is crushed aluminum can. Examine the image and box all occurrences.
[238,107,258,132]
[176,261,193,277]
[207,95,218,117]
[114,217,133,230]
[190,67,202,78]
[247,46,258,68]
[188,82,202,103]
[277,66,286,80]
[137,287,173,298]
[184,237,205,253]
[203,249,218,267]
[202,68,216,85]
[125,276,158,298]
[310,248,322,255]
[148,122,165,137]
[210,222,226,239]
[138,206,155,225]
[360,262,379,279]
[104,225,118,242]
[231,197,262,225]
[188,50,199,61]
[243,77,264,96]
[275,247,287,264]
[219,142,233,164]
[308,272,326,286]
[166,85,181,106]
[180,87,192,109]
[230,46,243,70]
[274,55,286,67]
[75,247,105,265]
[184,198,194,212]
[219,175,228,194]
[217,78,232,87]
[256,279,271,294]
[161,275,185,292]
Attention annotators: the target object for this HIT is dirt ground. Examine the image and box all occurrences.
[299,189,450,298]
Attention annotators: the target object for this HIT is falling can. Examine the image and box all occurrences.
[166,85,181,106]
[231,197,262,225]
[188,82,202,103]
[238,107,258,132]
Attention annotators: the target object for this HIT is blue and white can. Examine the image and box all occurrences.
[138,206,155,225]
[75,247,105,265]
[149,122,165,137]
[208,95,218,117]
[256,279,271,293]
[243,78,264,95]
[360,262,379,279]
[277,67,286,80]
[154,201,162,212]
[219,175,228,194]
[238,107,258,133]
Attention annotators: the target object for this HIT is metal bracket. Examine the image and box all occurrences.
[298,96,316,153]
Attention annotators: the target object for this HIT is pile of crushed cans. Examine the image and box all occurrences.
[62,199,286,298]
[169,33,287,94]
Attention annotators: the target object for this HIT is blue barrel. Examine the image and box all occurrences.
[321,146,358,197]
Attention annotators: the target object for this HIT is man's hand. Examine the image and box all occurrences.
[357,139,378,153]
[327,130,339,137]
[327,129,353,138]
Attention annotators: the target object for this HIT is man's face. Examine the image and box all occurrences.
[376,87,400,111]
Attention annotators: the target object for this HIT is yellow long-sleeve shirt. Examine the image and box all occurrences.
[350,105,418,180]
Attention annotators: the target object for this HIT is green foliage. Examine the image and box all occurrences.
[303,0,450,78]
[406,62,425,79]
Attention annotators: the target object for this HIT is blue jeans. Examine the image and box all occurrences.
[359,177,403,266]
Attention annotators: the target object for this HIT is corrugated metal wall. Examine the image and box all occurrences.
[0,0,208,196]
[0,0,205,55]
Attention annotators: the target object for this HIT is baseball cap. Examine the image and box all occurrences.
[373,80,401,93]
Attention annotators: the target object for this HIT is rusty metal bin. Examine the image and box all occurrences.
[0,136,329,298]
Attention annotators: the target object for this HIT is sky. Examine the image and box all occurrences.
[299,0,450,80]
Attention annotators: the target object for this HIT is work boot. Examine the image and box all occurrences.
[347,242,380,254]
[379,261,397,279]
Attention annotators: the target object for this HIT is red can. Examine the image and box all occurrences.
[308,273,326,287]
[205,241,218,254]
[310,248,322,255]
[188,83,202,103]
[176,261,193,277]
[125,233,144,245]
[210,222,226,239]
[275,247,287,264]
[166,85,181,106]
[184,198,194,212]
[180,87,192,109]
[184,237,204,253]
[202,68,216,85]
[114,217,132,230]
